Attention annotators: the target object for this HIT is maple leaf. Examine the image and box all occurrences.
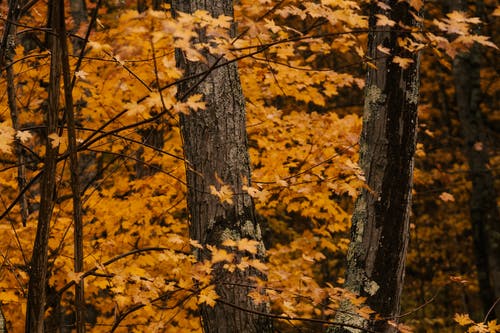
[487,320,500,332]
[375,14,396,27]
[409,0,423,11]
[144,92,164,109]
[221,239,237,247]
[189,239,204,249]
[388,320,413,333]
[392,56,414,69]
[376,1,391,10]
[74,70,88,80]
[377,44,391,55]
[15,130,32,143]
[48,133,62,148]
[237,238,259,254]
[454,313,474,326]
[209,184,234,205]
[470,35,498,49]
[198,285,219,307]
[207,245,234,263]
[186,94,206,111]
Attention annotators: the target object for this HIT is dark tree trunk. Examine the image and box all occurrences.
[330,1,422,332]
[450,0,500,320]
[171,1,272,332]
[25,1,61,332]
[1,0,29,225]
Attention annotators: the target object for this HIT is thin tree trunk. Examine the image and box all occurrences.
[330,1,422,332]
[58,0,86,331]
[1,0,29,226]
[171,1,272,332]
[25,1,61,332]
[450,0,500,320]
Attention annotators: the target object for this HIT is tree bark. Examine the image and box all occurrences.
[1,0,29,226]
[25,1,61,332]
[330,2,422,332]
[171,1,272,332]
[450,0,500,320]
[58,0,86,331]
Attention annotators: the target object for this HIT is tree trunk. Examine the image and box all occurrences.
[330,1,422,332]
[1,0,29,226]
[25,1,61,332]
[171,1,272,332]
[450,0,500,320]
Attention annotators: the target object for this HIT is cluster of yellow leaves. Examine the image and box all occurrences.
[455,314,500,333]
[1,1,498,332]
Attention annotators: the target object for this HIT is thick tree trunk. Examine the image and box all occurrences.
[25,1,61,332]
[171,1,272,332]
[330,2,421,332]
[450,0,500,320]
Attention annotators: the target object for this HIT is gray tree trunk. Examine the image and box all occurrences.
[171,1,272,332]
[330,1,422,332]
[450,0,500,321]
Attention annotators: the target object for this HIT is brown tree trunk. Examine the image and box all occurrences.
[330,1,422,332]
[1,0,29,226]
[450,0,500,320]
[25,1,61,332]
[171,1,272,332]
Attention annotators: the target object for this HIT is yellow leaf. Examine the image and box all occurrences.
[16,130,33,143]
[48,133,62,148]
[454,313,474,326]
[74,70,88,80]
[237,238,259,254]
[198,285,219,307]
[186,94,206,112]
[392,56,414,69]
[221,239,237,247]
[487,320,500,332]
[207,245,234,263]
[210,184,234,205]
[377,44,391,55]
[376,14,396,27]
[67,271,84,283]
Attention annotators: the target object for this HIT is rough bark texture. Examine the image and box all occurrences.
[330,2,421,332]
[1,0,29,226]
[171,1,272,332]
[25,1,61,332]
[450,0,500,320]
